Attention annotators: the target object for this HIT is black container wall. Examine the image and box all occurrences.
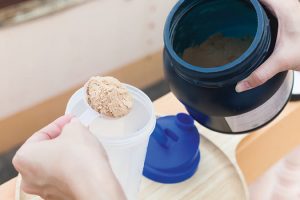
[163,0,294,133]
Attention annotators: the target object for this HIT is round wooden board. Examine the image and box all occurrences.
[16,134,247,200]
[138,135,247,200]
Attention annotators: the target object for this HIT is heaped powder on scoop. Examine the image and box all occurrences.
[86,76,133,118]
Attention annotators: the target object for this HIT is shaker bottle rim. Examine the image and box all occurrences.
[66,84,156,146]
[98,84,156,146]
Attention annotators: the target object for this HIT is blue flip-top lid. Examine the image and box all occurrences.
[143,113,201,184]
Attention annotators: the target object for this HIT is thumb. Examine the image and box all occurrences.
[25,115,73,144]
[236,53,286,93]
[60,118,89,138]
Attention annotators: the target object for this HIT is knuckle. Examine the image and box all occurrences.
[12,154,20,168]
[249,71,266,87]
[50,123,61,133]
[21,181,36,195]
[12,151,26,171]
[272,51,291,70]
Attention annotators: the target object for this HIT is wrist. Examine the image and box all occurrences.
[73,175,126,200]
[69,164,126,200]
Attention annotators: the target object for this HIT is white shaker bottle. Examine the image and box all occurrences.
[65,84,156,200]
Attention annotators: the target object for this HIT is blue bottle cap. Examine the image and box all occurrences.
[143,113,201,183]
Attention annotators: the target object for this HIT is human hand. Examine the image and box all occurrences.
[236,0,300,92]
[13,116,125,200]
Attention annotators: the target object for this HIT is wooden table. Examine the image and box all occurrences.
[1,93,300,200]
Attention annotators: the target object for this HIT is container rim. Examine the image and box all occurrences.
[164,0,264,74]
[66,85,156,146]
[66,83,156,146]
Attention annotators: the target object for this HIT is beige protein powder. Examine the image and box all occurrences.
[85,76,133,118]
[182,33,253,68]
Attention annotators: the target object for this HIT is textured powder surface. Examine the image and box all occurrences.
[86,76,133,118]
[182,34,253,68]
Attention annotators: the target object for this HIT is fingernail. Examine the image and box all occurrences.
[236,81,251,93]
[65,114,75,118]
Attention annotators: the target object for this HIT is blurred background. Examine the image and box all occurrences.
[0,1,300,200]
[0,0,176,184]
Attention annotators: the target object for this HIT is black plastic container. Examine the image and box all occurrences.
[163,0,294,133]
